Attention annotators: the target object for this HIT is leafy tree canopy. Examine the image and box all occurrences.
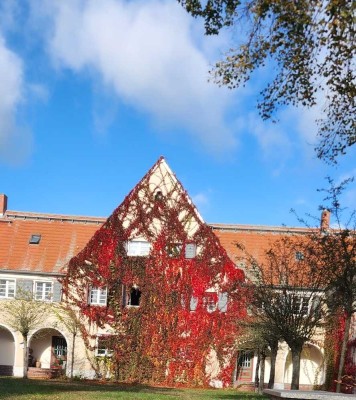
[178,0,355,162]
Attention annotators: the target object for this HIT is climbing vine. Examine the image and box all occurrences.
[62,158,245,386]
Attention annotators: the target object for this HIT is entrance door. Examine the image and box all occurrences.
[51,336,67,368]
[236,351,254,382]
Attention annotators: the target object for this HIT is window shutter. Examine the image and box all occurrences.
[185,243,196,259]
[16,279,33,298]
[218,292,228,312]
[122,285,127,307]
[190,296,198,311]
[53,281,62,302]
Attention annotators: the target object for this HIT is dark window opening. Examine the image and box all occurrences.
[29,234,41,244]
[154,191,163,202]
[166,243,182,258]
[128,287,141,306]
[295,251,304,261]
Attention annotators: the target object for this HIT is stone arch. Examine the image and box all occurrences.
[284,343,324,389]
[0,324,16,375]
[29,328,68,371]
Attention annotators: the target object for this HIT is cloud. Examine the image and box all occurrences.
[37,0,236,153]
[192,192,209,208]
[0,34,32,165]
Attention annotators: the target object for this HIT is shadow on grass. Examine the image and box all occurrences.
[0,377,266,399]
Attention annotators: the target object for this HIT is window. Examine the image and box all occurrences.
[35,281,52,301]
[292,296,309,315]
[128,287,141,306]
[0,279,15,298]
[204,292,217,313]
[238,351,253,368]
[185,243,196,259]
[29,234,41,244]
[126,241,151,256]
[89,287,107,306]
[96,336,113,357]
[166,243,182,258]
[295,251,304,261]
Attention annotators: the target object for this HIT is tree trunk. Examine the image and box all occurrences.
[70,332,76,379]
[336,314,351,393]
[23,335,28,379]
[268,343,278,389]
[290,347,302,390]
[254,351,260,391]
[259,351,266,394]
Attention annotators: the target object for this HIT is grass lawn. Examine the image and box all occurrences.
[0,377,268,400]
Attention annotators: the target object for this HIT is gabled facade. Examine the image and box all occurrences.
[62,157,245,385]
[0,157,354,389]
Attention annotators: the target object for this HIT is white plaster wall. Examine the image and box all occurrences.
[31,333,52,368]
[284,345,324,386]
[0,327,15,365]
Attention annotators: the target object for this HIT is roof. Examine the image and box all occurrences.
[0,210,105,274]
[0,159,319,276]
[210,223,310,270]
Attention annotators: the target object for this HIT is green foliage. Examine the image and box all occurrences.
[2,289,50,338]
[178,0,355,162]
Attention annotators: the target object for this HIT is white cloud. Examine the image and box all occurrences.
[192,192,209,208]
[38,0,236,153]
[0,34,32,165]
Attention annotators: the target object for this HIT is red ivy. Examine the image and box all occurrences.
[62,158,246,386]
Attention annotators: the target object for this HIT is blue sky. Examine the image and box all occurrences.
[0,0,355,227]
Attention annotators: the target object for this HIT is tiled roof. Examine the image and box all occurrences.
[210,223,309,267]
[0,210,310,276]
[0,210,105,274]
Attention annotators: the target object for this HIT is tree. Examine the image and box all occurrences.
[2,290,50,378]
[178,0,355,162]
[53,303,85,379]
[311,178,356,392]
[241,236,327,390]
[238,320,280,393]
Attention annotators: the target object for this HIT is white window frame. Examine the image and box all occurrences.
[34,281,53,301]
[126,241,151,256]
[0,279,16,299]
[292,295,309,315]
[96,336,113,357]
[89,287,107,306]
[238,351,253,368]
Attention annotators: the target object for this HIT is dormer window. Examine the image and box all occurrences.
[29,234,41,244]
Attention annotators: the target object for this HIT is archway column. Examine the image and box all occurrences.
[273,343,289,389]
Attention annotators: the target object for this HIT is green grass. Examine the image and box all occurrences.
[0,377,268,400]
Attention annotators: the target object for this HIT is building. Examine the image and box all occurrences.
[0,157,353,388]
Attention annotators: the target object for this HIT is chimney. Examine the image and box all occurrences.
[0,194,8,217]
[320,209,330,232]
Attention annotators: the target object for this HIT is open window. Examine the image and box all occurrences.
[127,287,141,307]
[166,243,183,258]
